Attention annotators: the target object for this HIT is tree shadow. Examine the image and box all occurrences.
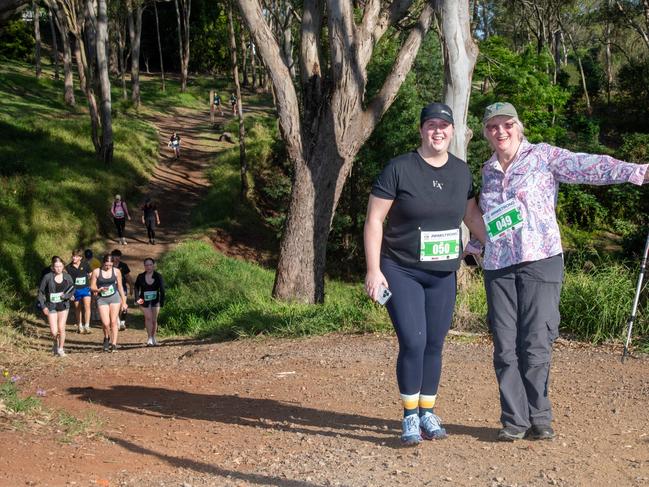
[105,435,320,487]
[68,384,403,448]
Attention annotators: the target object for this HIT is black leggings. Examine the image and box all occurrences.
[145,218,156,241]
[381,256,456,396]
[114,218,126,238]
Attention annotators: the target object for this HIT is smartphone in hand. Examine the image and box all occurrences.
[376,285,392,305]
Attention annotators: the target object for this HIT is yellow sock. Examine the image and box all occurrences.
[419,394,437,415]
[401,392,420,417]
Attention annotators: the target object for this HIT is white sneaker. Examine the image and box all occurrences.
[57,348,66,357]
[152,337,158,346]
[84,325,92,334]
[78,324,84,334]
[146,337,154,346]
[119,321,126,331]
[123,239,128,245]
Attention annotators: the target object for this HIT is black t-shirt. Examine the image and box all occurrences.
[371,150,474,272]
[66,261,91,289]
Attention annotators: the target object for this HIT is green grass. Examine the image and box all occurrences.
[158,240,392,339]
[0,378,40,413]
[56,410,104,443]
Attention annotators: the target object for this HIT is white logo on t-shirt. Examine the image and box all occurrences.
[432,180,443,190]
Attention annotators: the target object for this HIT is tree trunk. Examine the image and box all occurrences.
[127,0,143,107]
[174,0,183,87]
[54,6,75,105]
[48,7,60,80]
[34,1,41,78]
[228,2,248,200]
[117,25,127,100]
[436,0,478,161]
[75,19,101,153]
[176,0,191,92]
[237,0,434,303]
[96,0,113,164]
[240,26,248,86]
[73,36,87,92]
[153,0,165,91]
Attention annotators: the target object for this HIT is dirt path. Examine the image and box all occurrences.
[2,108,649,487]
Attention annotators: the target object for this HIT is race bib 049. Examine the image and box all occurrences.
[483,199,525,241]
[420,229,460,262]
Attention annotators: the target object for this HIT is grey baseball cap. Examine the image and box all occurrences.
[420,102,454,126]
[483,102,518,123]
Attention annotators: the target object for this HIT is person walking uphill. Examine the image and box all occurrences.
[90,254,128,352]
[478,102,649,442]
[66,249,92,334]
[364,103,486,446]
[135,257,165,346]
[142,198,161,245]
[111,194,131,245]
[38,256,75,357]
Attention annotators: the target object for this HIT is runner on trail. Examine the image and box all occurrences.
[110,249,134,331]
[141,198,161,245]
[213,92,223,116]
[364,102,486,446]
[90,254,128,353]
[230,93,237,116]
[38,256,75,357]
[135,257,166,347]
[168,132,181,159]
[476,102,649,442]
[110,194,131,245]
[66,249,92,334]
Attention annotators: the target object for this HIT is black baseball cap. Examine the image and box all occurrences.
[420,102,454,126]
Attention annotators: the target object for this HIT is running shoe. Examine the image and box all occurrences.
[102,337,110,352]
[528,424,555,440]
[420,412,447,440]
[78,324,84,334]
[497,426,527,441]
[84,325,92,334]
[119,321,126,331]
[152,337,158,346]
[401,414,422,446]
[57,348,66,357]
[108,344,116,353]
[146,337,154,347]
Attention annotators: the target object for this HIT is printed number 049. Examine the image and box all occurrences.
[495,215,513,231]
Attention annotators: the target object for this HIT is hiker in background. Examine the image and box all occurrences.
[230,93,237,116]
[38,256,75,357]
[168,132,181,159]
[90,254,128,353]
[110,194,131,245]
[213,92,223,116]
[135,257,166,346]
[66,249,92,334]
[142,198,161,245]
[110,249,134,331]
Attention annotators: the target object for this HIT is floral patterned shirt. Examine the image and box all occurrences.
[480,140,648,270]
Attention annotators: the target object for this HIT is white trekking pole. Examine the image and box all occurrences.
[622,229,649,362]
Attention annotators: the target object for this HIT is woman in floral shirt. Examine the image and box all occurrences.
[479,102,649,442]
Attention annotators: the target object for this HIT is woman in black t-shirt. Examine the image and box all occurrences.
[135,258,165,346]
[364,103,486,446]
[66,249,92,334]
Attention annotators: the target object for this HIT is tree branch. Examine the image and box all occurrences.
[362,1,434,134]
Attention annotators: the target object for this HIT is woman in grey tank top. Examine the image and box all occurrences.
[90,254,128,352]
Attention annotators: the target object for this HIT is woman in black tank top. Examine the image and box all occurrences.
[90,254,128,352]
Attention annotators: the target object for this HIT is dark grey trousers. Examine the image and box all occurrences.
[484,254,563,432]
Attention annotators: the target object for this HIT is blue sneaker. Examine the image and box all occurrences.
[420,412,447,440]
[401,414,422,446]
